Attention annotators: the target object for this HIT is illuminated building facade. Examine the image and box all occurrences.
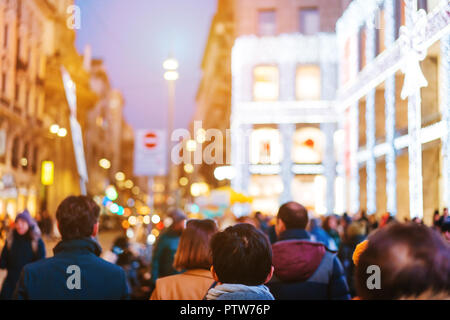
[336,0,449,224]
[0,0,64,219]
[230,0,348,215]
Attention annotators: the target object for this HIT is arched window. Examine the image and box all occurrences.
[250,128,283,164]
[292,127,325,164]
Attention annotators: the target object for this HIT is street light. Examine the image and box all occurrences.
[163,56,179,206]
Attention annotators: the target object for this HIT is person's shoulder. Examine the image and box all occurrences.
[22,256,54,274]
[94,255,126,275]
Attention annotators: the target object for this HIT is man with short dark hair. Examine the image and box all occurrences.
[267,202,351,300]
[14,196,129,300]
[205,223,274,300]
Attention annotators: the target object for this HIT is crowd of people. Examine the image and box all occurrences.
[0,195,449,300]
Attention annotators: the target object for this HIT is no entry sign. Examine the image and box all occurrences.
[143,132,158,149]
[134,129,167,176]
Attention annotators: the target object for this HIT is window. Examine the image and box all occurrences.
[395,0,406,39]
[22,143,29,170]
[31,147,38,173]
[418,0,427,11]
[376,8,386,54]
[359,27,366,71]
[296,65,321,100]
[15,82,20,102]
[1,73,6,94]
[3,24,8,48]
[292,128,324,164]
[25,88,30,114]
[253,66,279,101]
[250,128,283,165]
[17,38,21,58]
[299,8,320,35]
[11,137,20,168]
[258,10,276,36]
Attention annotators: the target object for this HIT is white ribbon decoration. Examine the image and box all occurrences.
[399,9,429,100]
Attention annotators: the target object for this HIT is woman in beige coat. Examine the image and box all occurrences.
[150,219,218,300]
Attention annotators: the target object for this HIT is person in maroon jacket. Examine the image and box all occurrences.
[266,202,351,300]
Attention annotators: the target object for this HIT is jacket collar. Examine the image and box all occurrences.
[184,269,213,279]
[278,228,311,242]
[53,237,102,256]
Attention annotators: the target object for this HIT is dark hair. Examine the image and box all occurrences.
[56,196,100,241]
[277,202,308,230]
[173,219,218,271]
[210,223,272,286]
[355,223,450,300]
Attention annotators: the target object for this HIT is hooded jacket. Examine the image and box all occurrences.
[267,229,350,300]
[13,237,129,300]
[206,283,274,300]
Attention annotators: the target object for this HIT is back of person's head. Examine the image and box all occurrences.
[210,223,272,286]
[355,223,450,300]
[56,196,100,241]
[173,219,218,271]
[277,202,308,230]
[236,216,260,229]
[347,221,367,239]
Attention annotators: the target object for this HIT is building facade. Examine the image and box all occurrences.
[0,0,130,221]
[230,0,348,215]
[336,0,450,224]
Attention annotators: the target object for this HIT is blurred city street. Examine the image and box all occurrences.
[0,0,449,301]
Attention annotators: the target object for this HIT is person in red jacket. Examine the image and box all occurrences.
[267,202,351,300]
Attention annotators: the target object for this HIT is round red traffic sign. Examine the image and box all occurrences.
[144,132,158,149]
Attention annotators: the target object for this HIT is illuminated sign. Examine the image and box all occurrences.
[41,161,54,186]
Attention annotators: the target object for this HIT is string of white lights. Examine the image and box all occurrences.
[441,34,450,208]
[365,14,377,215]
[404,0,424,219]
[384,0,398,216]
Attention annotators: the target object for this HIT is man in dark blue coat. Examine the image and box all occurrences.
[13,196,129,300]
[267,202,351,300]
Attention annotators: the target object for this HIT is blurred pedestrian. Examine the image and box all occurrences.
[37,209,53,239]
[151,219,217,300]
[433,209,442,231]
[254,211,269,232]
[355,223,450,300]
[205,223,274,300]
[441,220,450,243]
[368,214,378,233]
[236,216,260,229]
[337,221,367,297]
[309,217,338,251]
[0,210,45,299]
[437,207,449,228]
[151,209,186,283]
[379,212,396,228]
[323,215,341,249]
[13,196,129,299]
[267,202,350,300]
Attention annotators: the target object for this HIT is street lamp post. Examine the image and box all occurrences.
[163,57,179,208]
